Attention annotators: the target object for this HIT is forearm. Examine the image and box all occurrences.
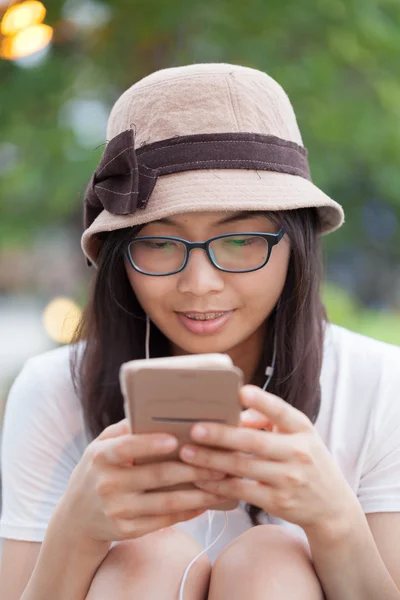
[21,500,111,600]
[304,507,400,600]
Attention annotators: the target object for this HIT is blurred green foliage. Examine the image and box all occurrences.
[1,0,400,243]
[0,0,399,343]
[323,281,400,345]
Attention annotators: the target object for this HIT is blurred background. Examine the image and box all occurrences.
[1,0,400,434]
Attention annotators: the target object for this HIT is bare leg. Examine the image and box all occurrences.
[208,524,325,600]
[86,526,211,600]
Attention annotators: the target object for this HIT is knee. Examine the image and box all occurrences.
[210,525,324,600]
[214,524,311,573]
[100,526,211,575]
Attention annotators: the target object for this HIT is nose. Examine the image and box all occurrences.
[176,248,225,296]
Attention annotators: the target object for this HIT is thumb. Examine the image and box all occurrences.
[97,417,131,441]
[240,409,273,431]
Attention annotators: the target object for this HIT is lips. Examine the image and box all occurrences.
[175,310,235,335]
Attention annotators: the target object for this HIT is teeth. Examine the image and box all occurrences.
[184,312,227,321]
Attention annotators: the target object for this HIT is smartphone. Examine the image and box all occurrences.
[119,354,244,511]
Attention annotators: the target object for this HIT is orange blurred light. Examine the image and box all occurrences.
[42,297,82,345]
[1,1,46,36]
[1,22,53,60]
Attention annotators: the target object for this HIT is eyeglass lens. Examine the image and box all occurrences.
[129,235,270,275]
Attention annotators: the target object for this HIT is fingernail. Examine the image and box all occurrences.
[241,385,256,405]
[181,446,196,459]
[155,437,177,450]
[241,409,261,423]
[192,424,208,439]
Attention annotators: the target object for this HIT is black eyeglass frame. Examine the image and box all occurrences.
[125,227,285,276]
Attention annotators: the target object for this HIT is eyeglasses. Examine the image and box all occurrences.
[125,228,285,276]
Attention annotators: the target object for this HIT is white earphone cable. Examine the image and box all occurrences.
[144,309,278,599]
[179,510,229,600]
[145,314,150,360]
[263,300,279,391]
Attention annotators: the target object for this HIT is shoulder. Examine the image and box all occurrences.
[325,321,400,357]
[323,322,400,382]
[22,341,85,384]
[320,322,400,433]
[4,341,87,442]
[15,341,86,404]
[1,344,89,542]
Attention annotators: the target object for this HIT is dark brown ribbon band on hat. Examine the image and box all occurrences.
[83,129,311,233]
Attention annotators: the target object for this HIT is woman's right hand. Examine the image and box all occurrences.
[61,418,228,547]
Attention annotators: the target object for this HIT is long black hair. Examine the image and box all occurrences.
[71,207,327,525]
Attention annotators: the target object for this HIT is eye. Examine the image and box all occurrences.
[225,237,256,246]
[142,240,175,249]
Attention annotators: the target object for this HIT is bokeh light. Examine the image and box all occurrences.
[0,1,53,60]
[1,1,46,36]
[42,297,82,344]
[1,23,53,59]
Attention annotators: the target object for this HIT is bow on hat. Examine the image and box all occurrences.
[83,128,312,232]
[83,129,159,230]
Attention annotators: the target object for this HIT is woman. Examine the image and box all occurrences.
[1,63,400,600]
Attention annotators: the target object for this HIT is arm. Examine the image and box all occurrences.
[180,382,400,600]
[304,507,400,600]
[21,499,111,600]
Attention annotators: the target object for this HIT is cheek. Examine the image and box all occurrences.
[236,240,290,308]
[268,240,291,291]
[126,265,171,313]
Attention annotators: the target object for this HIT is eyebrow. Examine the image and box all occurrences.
[153,211,265,227]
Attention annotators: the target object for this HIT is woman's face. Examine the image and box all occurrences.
[125,211,291,360]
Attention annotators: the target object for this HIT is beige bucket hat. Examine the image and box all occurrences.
[81,63,344,266]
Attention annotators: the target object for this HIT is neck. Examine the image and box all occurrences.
[170,321,267,386]
[225,322,267,385]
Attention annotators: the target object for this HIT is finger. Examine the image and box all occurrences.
[95,433,178,466]
[120,462,227,492]
[189,423,296,461]
[240,385,312,433]
[240,409,273,430]
[97,418,131,440]
[126,489,229,517]
[193,477,270,507]
[180,445,286,484]
[118,509,206,539]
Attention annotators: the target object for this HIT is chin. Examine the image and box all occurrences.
[168,332,243,356]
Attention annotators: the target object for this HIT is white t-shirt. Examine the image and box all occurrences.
[1,323,400,563]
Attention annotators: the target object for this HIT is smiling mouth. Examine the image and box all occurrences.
[178,311,232,321]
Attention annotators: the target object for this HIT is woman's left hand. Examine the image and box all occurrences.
[179,384,361,537]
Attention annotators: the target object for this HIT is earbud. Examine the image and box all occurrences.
[262,299,280,391]
[262,327,277,391]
